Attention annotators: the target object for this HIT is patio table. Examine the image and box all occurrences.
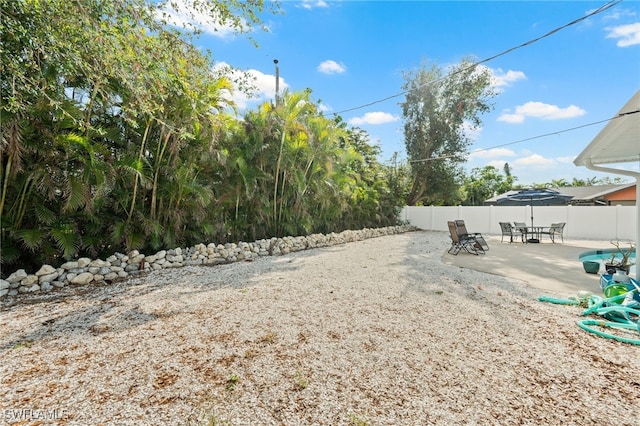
[522,226,550,243]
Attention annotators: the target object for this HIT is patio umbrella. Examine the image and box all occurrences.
[495,188,573,228]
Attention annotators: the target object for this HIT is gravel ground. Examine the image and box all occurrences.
[1,230,638,425]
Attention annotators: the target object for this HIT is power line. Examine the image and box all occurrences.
[408,109,640,163]
[330,0,621,117]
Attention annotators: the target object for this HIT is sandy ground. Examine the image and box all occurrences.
[0,230,638,425]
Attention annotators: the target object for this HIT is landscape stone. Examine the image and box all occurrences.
[0,225,414,299]
[39,272,59,284]
[7,269,27,283]
[125,264,140,272]
[61,261,79,270]
[71,272,93,285]
[35,264,56,276]
[21,275,38,286]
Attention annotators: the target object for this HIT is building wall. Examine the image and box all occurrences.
[605,185,636,206]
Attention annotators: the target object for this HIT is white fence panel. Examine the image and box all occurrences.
[401,205,637,241]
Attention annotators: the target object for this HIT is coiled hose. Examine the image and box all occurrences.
[539,288,640,345]
[576,319,640,345]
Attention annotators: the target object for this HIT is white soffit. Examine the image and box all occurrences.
[574,90,640,166]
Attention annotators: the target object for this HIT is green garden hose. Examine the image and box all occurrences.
[576,319,640,345]
[590,305,640,325]
[582,290,637,315]
[537,295,580,305]
[539,289,640,345]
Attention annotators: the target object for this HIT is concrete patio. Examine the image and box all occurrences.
[441,234,635,296]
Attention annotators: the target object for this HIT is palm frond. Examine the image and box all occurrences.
[50,224,80,260]
[64,177,87,212]
[34,205,57,225]
[15,228,44,253]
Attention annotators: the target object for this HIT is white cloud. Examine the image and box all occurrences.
[602,8,637,21]
[300,0,329,9]
[318,103,332,113]
[348,112,400,126]
[498,101,586,123]
[469,148,517,159]
[606,22,640,47]
[556,156,576,164]
[214,62,288,109]
[514,154,557,168]
[497,113,525,124]
[154,0,243,37]
[318,60,347,74]
[461,120,482,141]
[490,68,527,88]
[485,159,512,169]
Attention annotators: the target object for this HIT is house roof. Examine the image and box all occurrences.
[574,90,640,166]
[485,183,636,204]
[573,90,639,277]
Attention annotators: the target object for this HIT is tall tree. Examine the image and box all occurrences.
[0,0,276,270]
[401,60,496,205]
[462,165,516,206]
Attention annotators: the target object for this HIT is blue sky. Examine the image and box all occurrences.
[159,0,640,186]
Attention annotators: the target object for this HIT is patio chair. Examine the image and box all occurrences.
[541,222,566,243]
[454,220,489,252]
[499,222,524,243]
[447,221,484,255]
[513,222,528,232]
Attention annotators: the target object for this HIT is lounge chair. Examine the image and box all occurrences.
[454,220,489,253]
[541,222,566,243]
[447,221,484,255]
[499,222,524,243]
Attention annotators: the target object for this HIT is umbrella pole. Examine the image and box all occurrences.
[529,202,539,243]
[531,204,534,228]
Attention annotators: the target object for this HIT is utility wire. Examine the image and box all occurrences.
[330,0,621,117]
[408,109,640,163]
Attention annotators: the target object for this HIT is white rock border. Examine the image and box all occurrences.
[0,225,416,300]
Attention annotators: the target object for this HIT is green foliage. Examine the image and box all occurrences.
[461,164,516,205]
[401,59,497,206]
[515,175,628,189]
[0,1,406,276]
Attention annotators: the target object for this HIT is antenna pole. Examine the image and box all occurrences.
[274,59,280,106]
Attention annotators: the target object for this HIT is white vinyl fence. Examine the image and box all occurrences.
[401,205,637,241]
